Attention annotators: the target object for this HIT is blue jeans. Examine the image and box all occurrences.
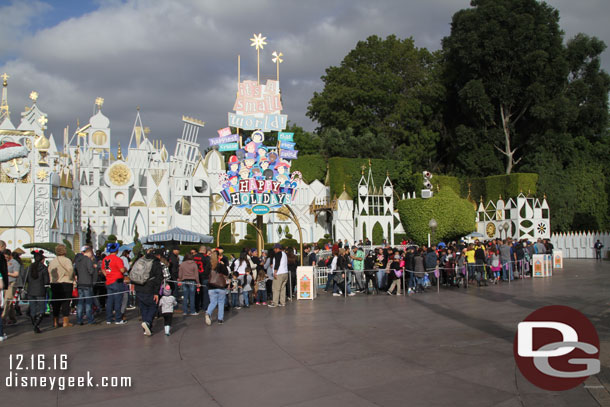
[105,282,124,322]
[501,260,513,280]
[408,271,416,289]
[77,287,95,324]
[137,291,157,327]
[242,291,250,307]
[231,292,240,307]
[376,270,384,290]
[182,281,196,314]
[256,290,267,303]
[206,289,226,321]
[325,272,335,291]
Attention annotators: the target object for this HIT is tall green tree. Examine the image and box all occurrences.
[442,0,567,174]
[307,35,444,169]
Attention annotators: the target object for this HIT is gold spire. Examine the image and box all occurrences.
[0,72,9,120]
[343,183,346,191]
[117,141,123,160]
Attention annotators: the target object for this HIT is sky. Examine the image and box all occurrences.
[0,0,609,154]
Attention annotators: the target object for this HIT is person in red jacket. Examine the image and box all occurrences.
[103,243,127,325]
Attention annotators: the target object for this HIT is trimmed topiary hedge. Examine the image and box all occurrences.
[291,154,327,183]
[212,221,233,244]
[397,188,476,245]
[459,173,538,201]
[327,157,415,198]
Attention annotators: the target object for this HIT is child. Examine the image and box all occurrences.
[488,249,502,284]
[255,271,268,305]
[241,269,253,308]
[230,271,241,310]
[159,285,177,336]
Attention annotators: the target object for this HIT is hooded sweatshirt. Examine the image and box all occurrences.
[74,253,97,288]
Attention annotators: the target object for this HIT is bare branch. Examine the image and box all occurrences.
[494,144,509,156]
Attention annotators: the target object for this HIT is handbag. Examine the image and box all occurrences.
[19,266,30,300]
[209,268,228,288]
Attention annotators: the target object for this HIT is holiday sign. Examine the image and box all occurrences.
[211,34,302,214]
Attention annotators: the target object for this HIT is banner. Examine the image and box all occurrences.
[219,142,239,152]
[280,149,298,159]
[209,134,240,146]
[279,140,295,150]
[278,132,294,142]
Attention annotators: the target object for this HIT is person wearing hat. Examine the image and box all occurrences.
[25,250,50,333]
[228,155,240,176]
[269,243,288,307]
[103,242,127,325]
[135,248,165,336]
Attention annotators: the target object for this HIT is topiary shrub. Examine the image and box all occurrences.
[212,222,233,244]
[372,222,384,245]
[397,188,476,245]
[291,154,327,183]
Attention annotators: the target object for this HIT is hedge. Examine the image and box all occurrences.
[397,188,476,245]
[327,157,415,198]
[24,242,76,260]
[291,154,327,184]
[372,222,384,245]
[212,221,233,244]
[459,173,538,201]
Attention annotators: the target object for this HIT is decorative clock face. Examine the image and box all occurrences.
[1,158,30,179]
[358,185,368,196]
[383,186,392,197]
[108,163,131,186]
[92,130,107,146]
[486,222,496,238]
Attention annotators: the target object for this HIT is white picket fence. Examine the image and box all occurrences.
[551,231,609,259]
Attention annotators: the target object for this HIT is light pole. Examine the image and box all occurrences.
[428,218,438,247]
[503,222,510,240]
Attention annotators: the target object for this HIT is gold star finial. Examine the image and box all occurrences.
[272,51,283,64]
[29,91,38,102]
[250,33,267,51]
[95,97,104,108]
[38,115,48,127]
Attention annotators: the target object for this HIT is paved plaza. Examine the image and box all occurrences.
[1,259,609,407]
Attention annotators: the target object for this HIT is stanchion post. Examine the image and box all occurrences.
[436,268,440,293]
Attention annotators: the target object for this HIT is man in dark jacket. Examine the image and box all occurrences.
[425,247,438,286]
[0,240,7,291]
[168,247,180,296]
[135,249,164,336]
[75,247,97,325]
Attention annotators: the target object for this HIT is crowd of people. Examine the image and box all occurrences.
[0,235,567,340]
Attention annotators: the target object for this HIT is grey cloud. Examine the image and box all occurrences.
[0,0,608,153]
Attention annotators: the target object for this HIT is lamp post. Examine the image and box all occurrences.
[428,218,438,247]
[503,222,510,240]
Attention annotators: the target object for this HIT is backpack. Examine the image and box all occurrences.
[129,257,154,285]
